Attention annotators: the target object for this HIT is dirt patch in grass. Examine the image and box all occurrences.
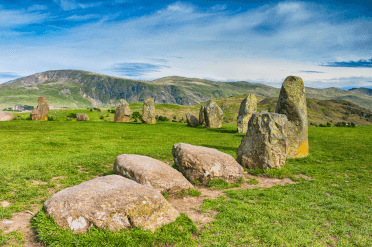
[168,174,296,229]
[292,174,312,180]
[0,208,44,247]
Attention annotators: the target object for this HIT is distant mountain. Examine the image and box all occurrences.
[349,87,372,97]
[1,70,372,111]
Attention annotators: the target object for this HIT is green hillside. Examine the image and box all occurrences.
[1,70,372,111]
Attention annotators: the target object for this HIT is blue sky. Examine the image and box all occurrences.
[0,0,371,88]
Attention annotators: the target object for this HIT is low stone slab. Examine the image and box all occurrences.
[172,143,244,185]
[237,112,289,169]
[76,113,89,121]
[43,175,179,234]
[0,111,14,121]
[114,154,193,195]
[186,112,199,127]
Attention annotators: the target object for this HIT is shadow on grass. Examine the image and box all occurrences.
[205,128,238,134]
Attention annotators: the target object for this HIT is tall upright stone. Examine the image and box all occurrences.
[237,112,289,169]
[199,106,205,126]
[30,97,49,121]
[237,94,257,133]
[114,99,131,123]
[275,76,308,158]
[202,100,223,128]
[141,98,156,124]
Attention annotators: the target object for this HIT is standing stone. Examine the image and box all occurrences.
[0,111,14,121]
[236,112,289,169]
[199,106,205,126]
[237,94,257,133]
[43,175,179,234]
[113,154,193,195]
[275,76,309,158]
[114,99,131,123]
[141,98,156,124]
[30,97,49,121]
[203,100,223,128]
[76,113,89,121]
[186,112,199,127]
[172,143,244,185]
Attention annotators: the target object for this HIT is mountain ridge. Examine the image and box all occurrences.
[1,70,372,110]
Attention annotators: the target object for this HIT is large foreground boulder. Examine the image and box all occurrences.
[114,99,131,122]
[200,100,223,128]
[113,154,193,195]
[30,97,49,121]
[43,175,179,234]
[0,111,14,121]
[275,76,308,158]
[186,112,199,127]
[76,113,89,121]
[172,143,244,185]
[142,98,156,124]
[237,112,289,169]
[237,94,257,133]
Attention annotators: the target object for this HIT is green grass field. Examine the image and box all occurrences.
[0,113,371,246]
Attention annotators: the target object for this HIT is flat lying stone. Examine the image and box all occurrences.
[0,111,14,121]
[43,175,179,234]
[113,154,193,195]
[76,113,89,121]
[172,143,244,185]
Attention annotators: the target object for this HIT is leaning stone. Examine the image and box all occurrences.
[237,94,257,133]
[30,97,49,121]
[76,113,89,121]
[141,98,156,124]
[237,112,289,169]
[43,175,179,234]
[199,106,205,126]
[203,100,223,128]
[172,143,244,185]
[275,76,309,158]
[186,112,199,127]
[0,111,14,121]
[114,99,131,122]
[113,154,193,195]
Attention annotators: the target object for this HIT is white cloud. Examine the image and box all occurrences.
[27,5,48,11]
[53,0,103,11]
[0,8,49,28]
[0,1,370,88]
[65,14,100,21]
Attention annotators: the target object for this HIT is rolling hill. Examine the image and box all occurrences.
[1,70,372,111]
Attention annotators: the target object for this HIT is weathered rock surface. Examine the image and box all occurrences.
[30,97,49,121]
[142,98,156,124]
[113,154,193,195]
[43,175,179,234]
[114,99,131,122]
[237,112,289,169]
[186,112,199,127]
[0,111,14,121]
[199,106,205,126]
[237,94,257,133]
[172,143,244,185]
[275,76,309,158]
[202,100,223,128]
[76,113,89,121]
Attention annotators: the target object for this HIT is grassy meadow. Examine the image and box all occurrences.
[0,109,371,246]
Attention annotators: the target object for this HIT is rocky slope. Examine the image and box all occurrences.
[1,70,372,111]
